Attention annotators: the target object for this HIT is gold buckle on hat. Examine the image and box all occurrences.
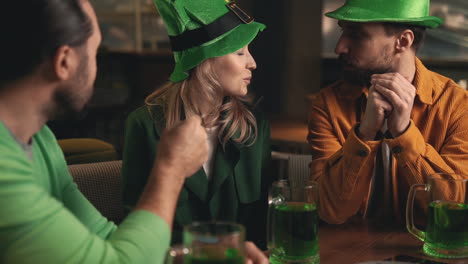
[227,1,254,24]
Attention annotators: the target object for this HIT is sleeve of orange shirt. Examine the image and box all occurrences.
[308,94,381,224]
[385,118,468,203]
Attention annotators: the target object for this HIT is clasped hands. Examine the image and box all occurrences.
[358,72,416,141]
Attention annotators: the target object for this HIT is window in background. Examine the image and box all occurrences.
[322,0,468,60]
[90,0,169,52]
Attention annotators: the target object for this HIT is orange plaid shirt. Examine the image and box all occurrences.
[308,58,468,224]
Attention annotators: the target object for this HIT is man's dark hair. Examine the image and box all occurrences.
[382,22,426,53]
[0,0,93,86]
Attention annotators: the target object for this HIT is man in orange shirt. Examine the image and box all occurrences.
[308,0,468,224]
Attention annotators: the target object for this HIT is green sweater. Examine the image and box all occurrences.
[0,123,170,263]
[122,106,272,248]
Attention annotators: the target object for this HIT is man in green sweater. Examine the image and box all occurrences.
[0,0,267,263]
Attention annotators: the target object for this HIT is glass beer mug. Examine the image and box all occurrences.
[406,173,468,258]
[165,222,246,264]
[267,180,320,264]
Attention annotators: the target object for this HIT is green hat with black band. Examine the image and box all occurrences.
[325,0,443,29]
[153,0,266,82]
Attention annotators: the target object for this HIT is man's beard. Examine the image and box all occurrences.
[48,55,93,120]
[339,49,394,86]
[51,87,90,120]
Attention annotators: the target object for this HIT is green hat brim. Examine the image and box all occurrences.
[326,6,443,29]
[170,21,266,82]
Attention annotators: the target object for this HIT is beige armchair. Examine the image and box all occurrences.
[68,160,125,224]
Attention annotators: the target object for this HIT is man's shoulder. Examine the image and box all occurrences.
[436,78,468,108]
[33,125,65,157]
[421,67,468,105]
[426,68,458,89]
[415,58,466,101]
[34,125,58,145]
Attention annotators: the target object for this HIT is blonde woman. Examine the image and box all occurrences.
[122,0,272,248]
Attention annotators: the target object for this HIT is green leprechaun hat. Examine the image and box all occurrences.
[326,0,443,28]
[153,0,266,82]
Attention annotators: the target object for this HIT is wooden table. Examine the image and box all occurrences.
[318,221,468,264]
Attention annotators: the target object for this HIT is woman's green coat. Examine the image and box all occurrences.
[122,105,272,247]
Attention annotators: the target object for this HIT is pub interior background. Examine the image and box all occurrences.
[48,0,468,161]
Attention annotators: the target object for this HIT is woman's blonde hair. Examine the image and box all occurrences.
[145,58,257,146]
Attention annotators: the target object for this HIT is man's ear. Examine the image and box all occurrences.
[52,45,79,81]
[395,29,415,53]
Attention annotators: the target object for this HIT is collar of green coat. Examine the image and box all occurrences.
[184,137,241,202]
[209,140,240,197]
[147,104,243,201]
[146,105,166,135]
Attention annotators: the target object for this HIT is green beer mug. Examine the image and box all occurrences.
[406,173,468,258]
[165,222,246,264]
[267,180,320,264]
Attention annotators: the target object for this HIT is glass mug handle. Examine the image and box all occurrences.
[165,245,190,264]
[405,183,427,242]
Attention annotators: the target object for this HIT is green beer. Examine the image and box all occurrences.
[425,200,468,257]
[270,202,319,263]
[189,248,244,264]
